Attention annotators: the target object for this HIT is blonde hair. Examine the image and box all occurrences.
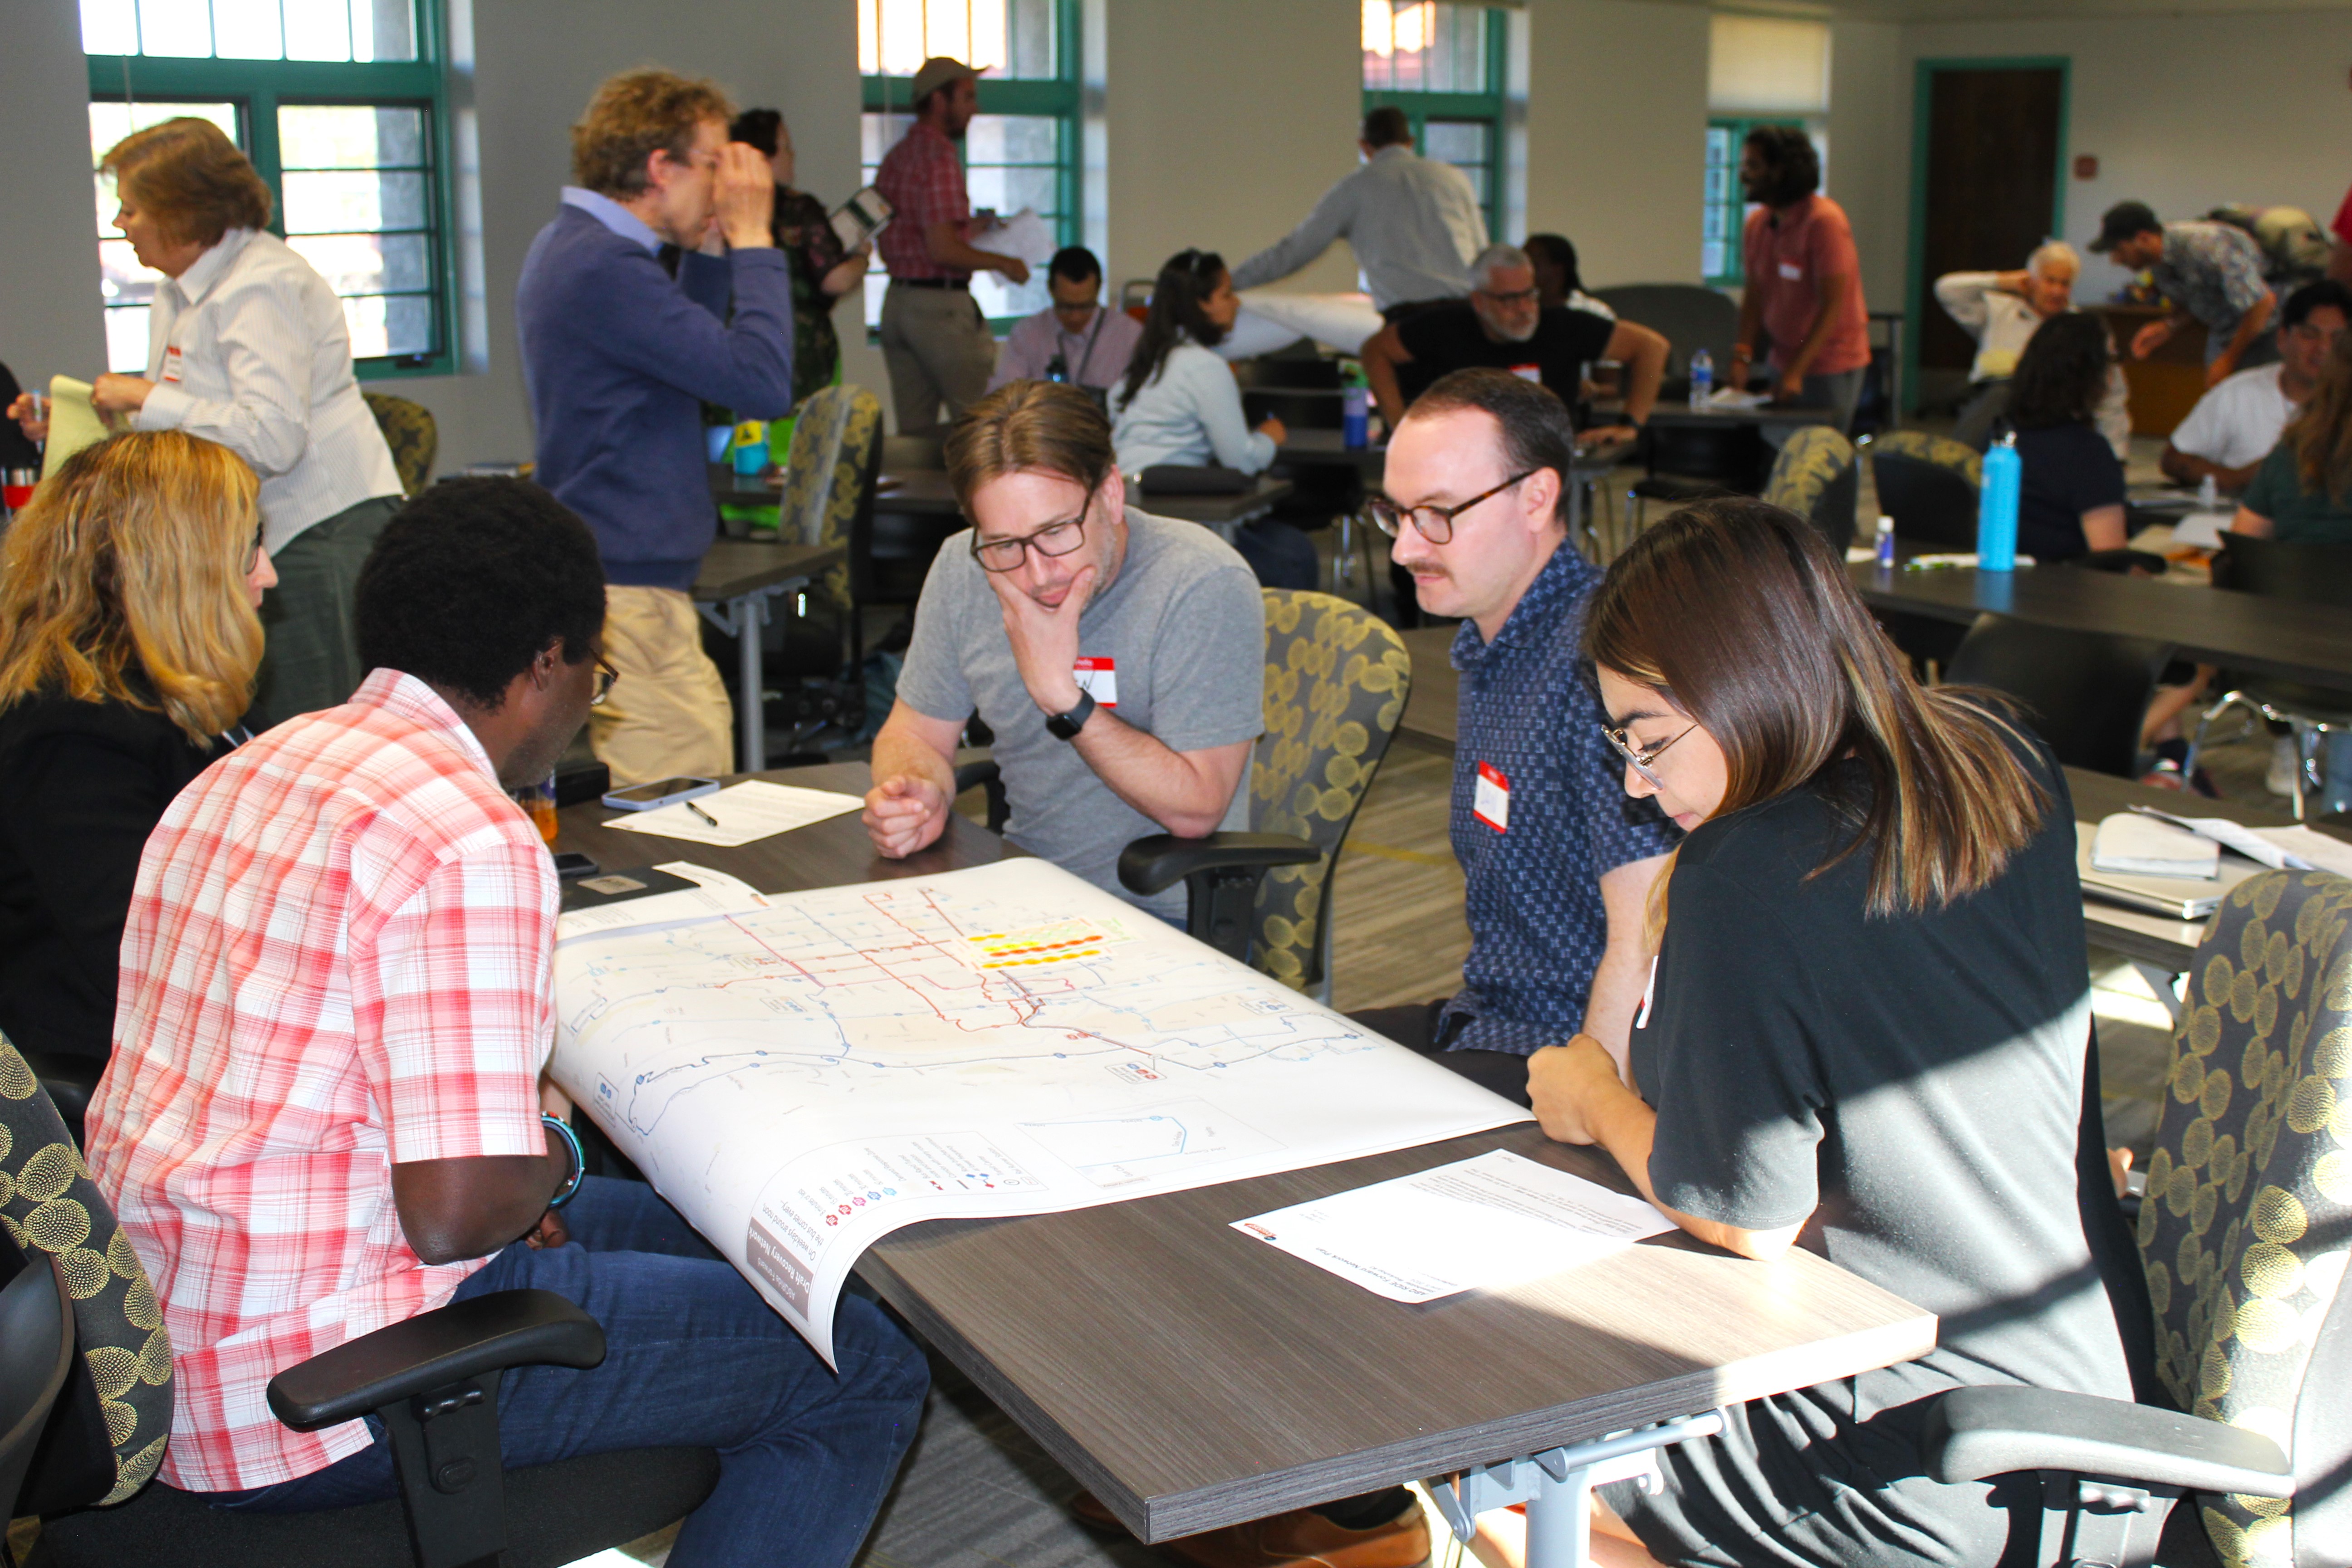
[101,118,273,247]
[945,381,1118,511]
[0,432,265,741]
[571,68,735,196]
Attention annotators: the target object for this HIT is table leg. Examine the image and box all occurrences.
[737,589,765,774]
[1425,1411,1723,1568]
[1522,1460,1593,1568]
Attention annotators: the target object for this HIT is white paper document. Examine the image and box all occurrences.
[602,779,862,847]
[1232,1150,1672,1303]
[548,859,1529,1360]
[970,208,1056,265]
[41,376,113,480]
[555,863,770,941]
[2130,805,2352,881]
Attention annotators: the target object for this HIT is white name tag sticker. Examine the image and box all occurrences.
[1073,656,1118,708]
[1509,363,1542,383]
[161,344,184,383]
[1473,762,1509,832]
[1777,260,1804,281]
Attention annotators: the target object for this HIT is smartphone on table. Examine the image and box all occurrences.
[601,776,721,811]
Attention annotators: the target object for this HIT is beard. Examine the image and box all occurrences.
[1482,313,1539,344]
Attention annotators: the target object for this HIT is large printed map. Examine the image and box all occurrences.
[549,859,1526,1359]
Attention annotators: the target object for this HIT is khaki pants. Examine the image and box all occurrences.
[591,585,733,785]
[878,282,996,432]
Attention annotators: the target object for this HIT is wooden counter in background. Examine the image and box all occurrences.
[2089,304,2209,440]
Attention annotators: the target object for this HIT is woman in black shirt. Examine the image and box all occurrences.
[0,432,271,1093]
[1527,498,2137,1566]
[2005,312,2128,562]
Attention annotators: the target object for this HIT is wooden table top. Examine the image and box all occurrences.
[551,758,1936,1542]
[691,541,843,604]
[1847,559,2352,689]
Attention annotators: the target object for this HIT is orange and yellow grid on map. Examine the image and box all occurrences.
[963,917,1132,970]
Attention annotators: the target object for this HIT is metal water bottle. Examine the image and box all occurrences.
[1688,348,1713,409]
[1976,431,2022,571]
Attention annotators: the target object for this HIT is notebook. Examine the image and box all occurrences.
[2090,812,2220,878]
[2076,822,2257,921]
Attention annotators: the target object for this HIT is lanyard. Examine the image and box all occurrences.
[1066,309,1109,383]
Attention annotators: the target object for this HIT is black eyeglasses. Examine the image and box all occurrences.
[1368,470,1538,545]
[591,657,619,707]
[973,512,1089,573]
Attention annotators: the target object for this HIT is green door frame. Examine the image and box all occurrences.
[1903,55,2070,416]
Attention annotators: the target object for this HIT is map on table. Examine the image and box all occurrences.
[549,858,1529,1360]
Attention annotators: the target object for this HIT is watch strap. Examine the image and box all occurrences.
[1047,687,1096,740]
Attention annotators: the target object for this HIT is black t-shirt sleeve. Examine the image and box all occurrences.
[0,361,38,473]
[1545,308,1617,367]
[1639,850,1828,1231]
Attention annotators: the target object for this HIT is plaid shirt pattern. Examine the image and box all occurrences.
[874,121,970,282]
[2152,221,2272,334]
[87,670,556,1493]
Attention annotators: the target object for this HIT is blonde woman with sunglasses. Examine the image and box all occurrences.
[0,431,274,1117]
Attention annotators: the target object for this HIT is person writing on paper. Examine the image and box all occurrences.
[1729,127,1871,431]
[2162,278,2351,493]
[729,107,870,404]
[872,57,1033,433]
[1108,250,1285,476]
[0,432,271,1140]
[2230,325,2352,547]
[2002,312,2130,563]
[88,477,928,1554]
[987,246,1143,400]
[1517,498,2136,1568]
[862,382,1262,925]
[5,119,404,732]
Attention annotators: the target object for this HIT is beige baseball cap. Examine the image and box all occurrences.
[911,56,981,102]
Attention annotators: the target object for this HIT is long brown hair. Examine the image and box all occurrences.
[2284,326,2352,505]
[0,432,264,741]
[1585,498,2049,917]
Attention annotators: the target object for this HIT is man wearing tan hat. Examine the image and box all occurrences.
[873,57,1033,432]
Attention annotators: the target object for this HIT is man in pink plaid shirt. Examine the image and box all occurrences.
[88,480,925,1565]
[873,55,1032,433]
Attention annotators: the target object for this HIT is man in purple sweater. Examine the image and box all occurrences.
[517,69,793,784]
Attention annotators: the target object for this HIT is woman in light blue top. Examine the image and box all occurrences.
[1108,250,1287,475]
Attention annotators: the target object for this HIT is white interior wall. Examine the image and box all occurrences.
[1826,18,1908,314]
[1898,10,2352,303]
[1522,0,1710,288]
[1,4,111,405]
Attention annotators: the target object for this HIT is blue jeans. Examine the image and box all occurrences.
[204,1177,929,1568]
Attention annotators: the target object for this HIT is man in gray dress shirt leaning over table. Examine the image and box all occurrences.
[862,382,1263,924]
[1229,105,1487,321]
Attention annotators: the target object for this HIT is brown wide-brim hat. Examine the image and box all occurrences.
[911,56,981,102]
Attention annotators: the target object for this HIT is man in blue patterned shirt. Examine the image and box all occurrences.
[1355,369,1679,1106]
[2092,201,2278,388]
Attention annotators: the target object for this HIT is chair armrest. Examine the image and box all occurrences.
[951,758,1000,795]
[268,1289,605,1431]
[1118,833,1321,897]
[1922,1385,2293,1497]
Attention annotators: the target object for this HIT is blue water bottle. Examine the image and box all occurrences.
[1688,348,1713,409]
[1342,373,1369,450]
[1976,431,2021,571]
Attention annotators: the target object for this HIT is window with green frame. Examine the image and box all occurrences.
[81,0,456,378]
[1361,1,1507,240]
[1702,117,1816,287]
[857,0,1079,332]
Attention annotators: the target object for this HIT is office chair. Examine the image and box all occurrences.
[1943,614,2169,779]
[1923,867,2350,1567]
[363,393,439,498]
[2185,534,2352,820]
[1120,591,1411,1001]
[1869,430,1982,551]
[0,1034,720,1568]
[1760,426,1860,556]
[765,384,885,737]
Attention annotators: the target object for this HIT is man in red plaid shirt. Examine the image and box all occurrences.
[89,480,925,1563]
[873,55,1032,432]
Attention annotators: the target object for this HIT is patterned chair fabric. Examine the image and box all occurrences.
[2140,870,2352,1568]
[0,1033,171,1505]
[1868,428,1984,486]
[1761,426,1857,552]
[1247,591,1410,994]
[777,383,882,617]
[361,392,437,498]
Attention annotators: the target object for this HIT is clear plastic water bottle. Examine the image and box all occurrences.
[1874,513,1896,568]
[1977,432,2022,571]
[1688,348,1713,409]
[2198,472,2219,512]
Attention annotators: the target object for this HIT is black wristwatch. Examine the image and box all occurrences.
[1046,688,1096,741]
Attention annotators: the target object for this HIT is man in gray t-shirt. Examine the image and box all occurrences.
[864,382,1264,919]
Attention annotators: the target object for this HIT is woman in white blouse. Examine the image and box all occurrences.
[1108,250,1287,475]
[11,118,404,730]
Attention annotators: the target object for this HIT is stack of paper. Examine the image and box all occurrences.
[2092,813,2220,878]
[603,779,861,847]
[2127,805,2352,880]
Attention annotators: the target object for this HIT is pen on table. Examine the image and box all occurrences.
[687,799,720,828]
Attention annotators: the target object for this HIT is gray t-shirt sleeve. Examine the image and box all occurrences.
[893,534,978,722]
[1144,560,1265,753]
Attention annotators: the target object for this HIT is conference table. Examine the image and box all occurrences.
[690,540,843,774]
[1846,559,2352,690]
[550,762,1935,1564]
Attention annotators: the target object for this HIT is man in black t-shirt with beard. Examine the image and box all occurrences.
[1360,241,1668,441]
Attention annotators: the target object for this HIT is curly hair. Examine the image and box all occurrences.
[571,68,735,197]
[101,118,273,247]
[1742,125,1819,207]
[2005,312,2113,431]
[354,480,606,709]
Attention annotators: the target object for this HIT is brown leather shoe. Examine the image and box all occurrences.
[1157,1505,1430,1568]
